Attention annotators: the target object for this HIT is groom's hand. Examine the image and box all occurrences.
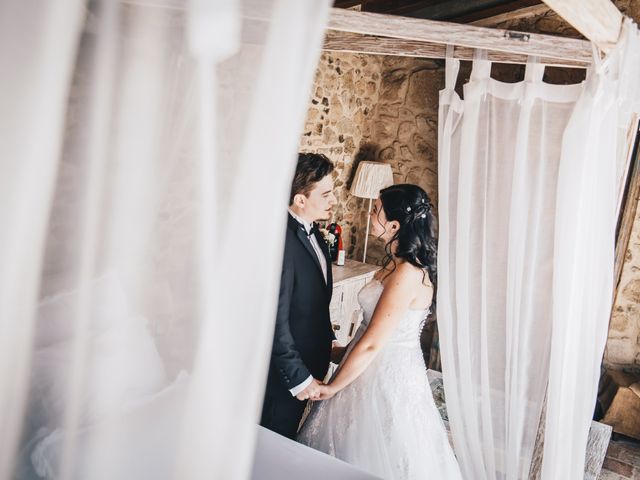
[295,379,322,401]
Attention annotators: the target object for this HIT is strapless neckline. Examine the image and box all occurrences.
[367,278,430,313]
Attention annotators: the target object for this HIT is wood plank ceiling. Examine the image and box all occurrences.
[333,0,543,24]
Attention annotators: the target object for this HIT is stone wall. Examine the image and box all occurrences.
[299,52,442,265]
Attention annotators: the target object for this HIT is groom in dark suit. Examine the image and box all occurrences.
[261,152,337,439]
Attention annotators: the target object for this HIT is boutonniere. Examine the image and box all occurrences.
[319,227,336,248]
[321,223,344,264]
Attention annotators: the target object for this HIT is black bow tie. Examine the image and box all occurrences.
[307,224,319,237]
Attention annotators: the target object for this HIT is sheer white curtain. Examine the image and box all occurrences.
[0,2,85,478]
[0,0,331,479]
[438,20,640,480]
[543,19,640,479]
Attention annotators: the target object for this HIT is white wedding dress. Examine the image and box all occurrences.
[298,279,462,480]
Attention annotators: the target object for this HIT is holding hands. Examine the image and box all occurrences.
[313,383,337,401]
[295,378,338,401]
[295,379,322,401]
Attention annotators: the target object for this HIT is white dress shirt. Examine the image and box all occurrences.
[287,209,328,396]
[288,209,328,283]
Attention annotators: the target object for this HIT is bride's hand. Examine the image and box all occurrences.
[313,383,337,401]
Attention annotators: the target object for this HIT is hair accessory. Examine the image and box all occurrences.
[421,213,427,218]
[406,206,412,212]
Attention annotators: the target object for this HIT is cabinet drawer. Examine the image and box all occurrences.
[330,267,378,345]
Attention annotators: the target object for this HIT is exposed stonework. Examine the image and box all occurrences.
[300,52,442,265]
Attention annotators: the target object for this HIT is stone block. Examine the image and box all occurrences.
[606,339,638,366]
[622,279,640,303]
[601,370,640,440]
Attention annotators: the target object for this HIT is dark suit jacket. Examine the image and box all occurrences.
[266,213,334,395]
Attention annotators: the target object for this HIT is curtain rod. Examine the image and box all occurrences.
[326,8,592,68]
[324,31,589,68]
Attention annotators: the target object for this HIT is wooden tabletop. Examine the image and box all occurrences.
[331,259,380,285]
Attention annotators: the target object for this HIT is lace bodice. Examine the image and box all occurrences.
[356,279,429,348]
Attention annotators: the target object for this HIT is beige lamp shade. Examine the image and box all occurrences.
[350,161,394,199]
[350,161,394,263]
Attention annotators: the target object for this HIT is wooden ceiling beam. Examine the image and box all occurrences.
[450,0,542,24]
[400,0,526,21]
[327,8,592,65]
[334,0,544,24]
[470,4,551,27]
[332,0,365,8]
[350,1,436,16]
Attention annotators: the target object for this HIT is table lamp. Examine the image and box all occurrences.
[349,161,394,263]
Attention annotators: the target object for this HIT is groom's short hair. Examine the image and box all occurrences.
[289,152,334,205]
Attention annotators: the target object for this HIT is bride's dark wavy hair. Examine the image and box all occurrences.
[378,184,437,293]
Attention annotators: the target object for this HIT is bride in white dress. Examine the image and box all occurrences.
[298,184,462,480]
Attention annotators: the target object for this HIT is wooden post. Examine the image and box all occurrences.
[613,119,640,294]
[541,0,623,52]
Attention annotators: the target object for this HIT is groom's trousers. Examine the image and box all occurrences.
[261,388,307,439]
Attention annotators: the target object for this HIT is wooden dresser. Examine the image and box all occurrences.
[330,259,380,346]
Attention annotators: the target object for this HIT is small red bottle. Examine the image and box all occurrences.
[335,224,345,266]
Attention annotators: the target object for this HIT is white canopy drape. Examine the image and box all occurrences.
[543,20,640,480]
[0,0,331,479]
[438,20,640,480]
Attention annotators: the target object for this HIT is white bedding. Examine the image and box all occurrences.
[18,272,378,479]
[22,373,379,480]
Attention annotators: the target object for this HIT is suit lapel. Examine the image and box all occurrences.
[313,228,333,293]
[296,227,324,277]
[289,214,325,282]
